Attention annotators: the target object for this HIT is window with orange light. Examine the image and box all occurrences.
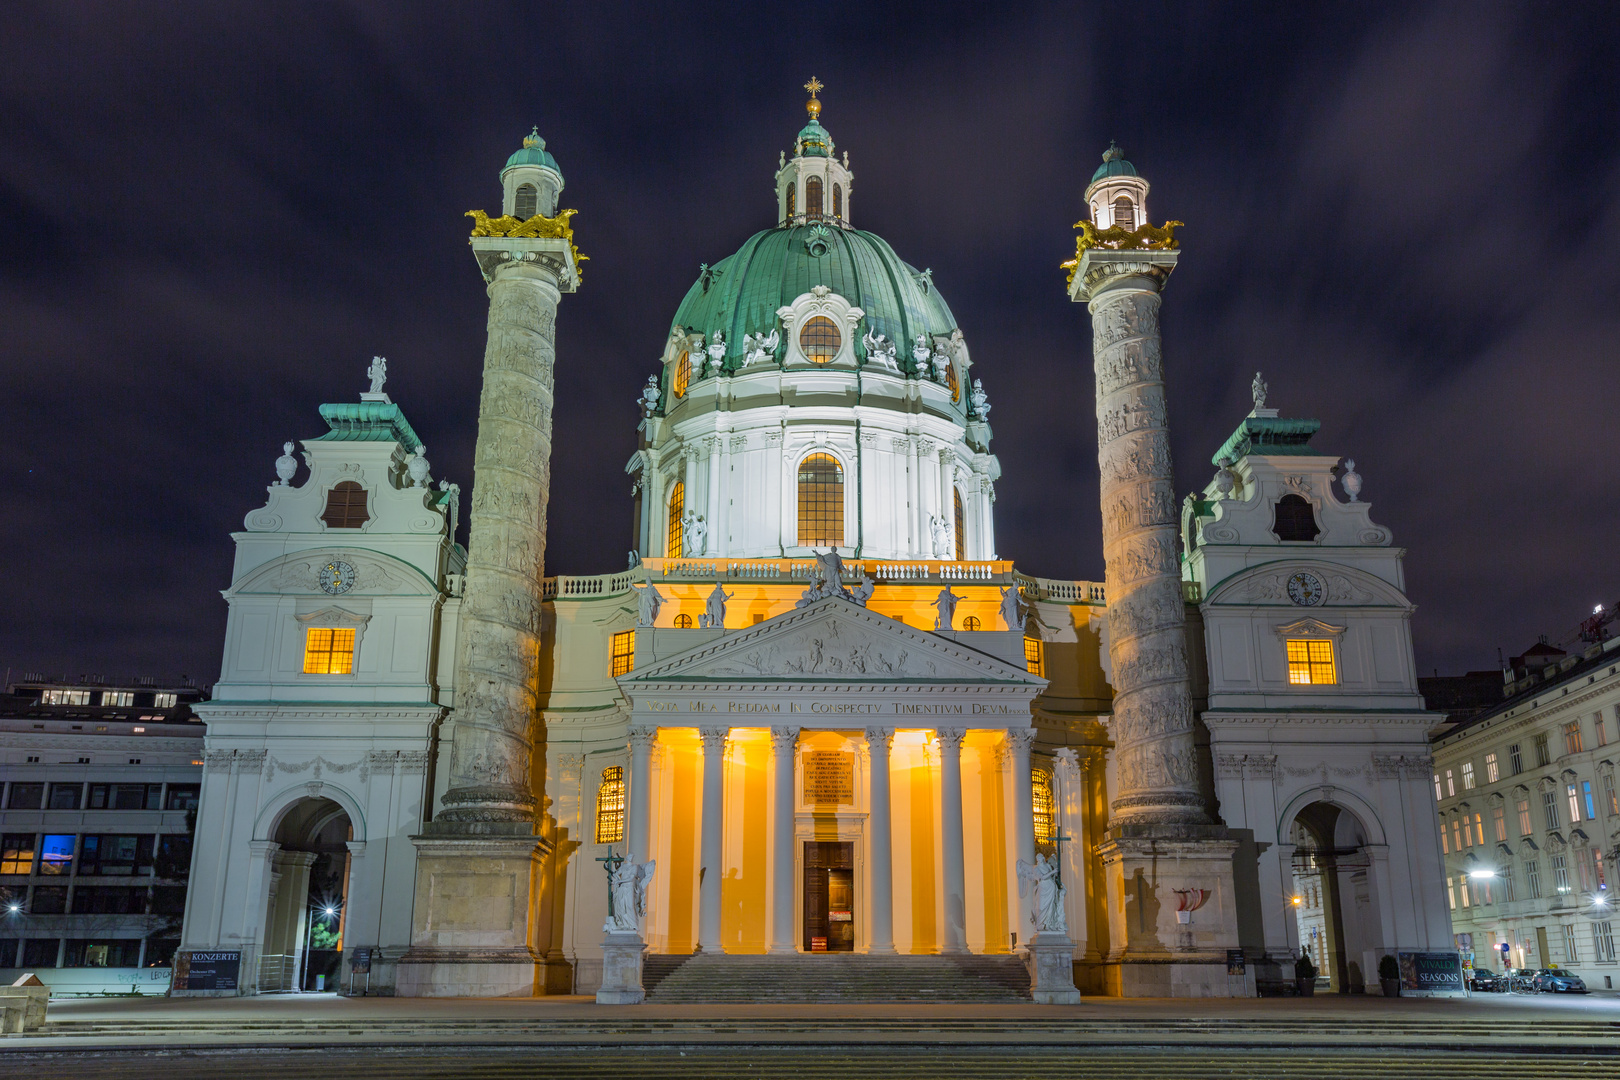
[303,628,355,674]
[1286,639,1336,685]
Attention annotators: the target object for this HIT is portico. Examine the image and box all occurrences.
[616,598,1045,956]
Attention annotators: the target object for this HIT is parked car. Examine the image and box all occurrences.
[1467,968,1505,992]
[1529,968,1589,993]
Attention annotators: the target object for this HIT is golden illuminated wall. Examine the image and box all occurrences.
[963,733,1011,953]
[720,729,770,953]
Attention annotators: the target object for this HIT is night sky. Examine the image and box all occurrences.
[4,2,1617,684]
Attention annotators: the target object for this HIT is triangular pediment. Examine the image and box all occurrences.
[620,597,1044,687]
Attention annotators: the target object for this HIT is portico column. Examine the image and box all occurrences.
[769,727,799,954]
[697,725,729,952]
[865,727,896,954]
[937,727,968,954]
[627,726,657,866]
[705,436,722,556]
[1007,728,1036,940]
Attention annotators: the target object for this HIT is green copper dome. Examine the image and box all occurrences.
[502,127,562,179]
[671,226,957,368]
[796,118,834,158]
[1090,141,1136,183]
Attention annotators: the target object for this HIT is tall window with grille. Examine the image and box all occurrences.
[1473,811,1485,846]
[1509,743,1523,773]
[1562,923,1580,962]
[1286,639,1336,684]
[1112,195,1134,230]
[1502,867,1516,901]
[1599,711,1611,747]
[1024,635,1044,677]
[1031,769,1055,844]
[303,628,356,674]
[1552,853,1570,893]
[1596,921,1617,964]
[805,176,824,218]
[785,183,795,219]
[1534,734,1551,767]
[514,183,538,218]
[1444,769,1455,797]
[594,766,626,844]
[797,454,844,547]
[1517,796,1533,835]
[1526,859,1541,897]
[1543,790,1561,831]
[1568,783,1583,823]
[1461,761,1476,789]
[609,630,635,677]
[953,490,965,561]
[672,350,690,398]
[666,482,684,557]
[832,183,843,218]
[1606,773,1619,816]
[1485,752,1499,783]
[1493,804,1507,842]
[1565,721,1585,756]
[1440,818,1449,853]
[321,481,370,529]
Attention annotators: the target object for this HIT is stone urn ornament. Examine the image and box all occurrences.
[407,446,432,489]
[1340,459,1363,502]
[274,441,298,486]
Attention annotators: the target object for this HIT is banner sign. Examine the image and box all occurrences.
[174,950,241,991]
[1397,951,1466,997]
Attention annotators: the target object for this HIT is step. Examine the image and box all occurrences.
[643,953,1033,1004]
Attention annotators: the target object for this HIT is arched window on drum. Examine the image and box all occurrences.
[672,350,691,398]
[667,481,685,557]
[805,176,824,219]
[832,183,843,219]
[797,454,844,548]
[785,183,796,221]
[515,183,538,219]
[1113,195,1135,231]
[953,490,965,561]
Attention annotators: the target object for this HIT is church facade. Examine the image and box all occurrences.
[175,90,1451,999]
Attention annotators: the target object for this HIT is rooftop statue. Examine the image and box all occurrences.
[1251,371,1268,413]
[999,585,1026,632]
[861,330,901,373]
[639,375,661,416]
[742,328,780,367]
[933,584,961,630]
[633,581,665,628]
[700,582,734,629]
[367,356,388,395]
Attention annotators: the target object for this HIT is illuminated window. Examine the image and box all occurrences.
[797,454,844,547]
[1451,819,1462,851]
[302,628,356,675]
[609,630,635,677]
[805,176,823,218]
[1440,819,1448,853]
[1493,805,1506,842]
[1445,769,1455,797]
[1606,774,1618,816]
[1474,811,1484,846]
[1112,195,1134,230]
[594,766,626,844]
[1461,761,1475,789]
[1286,639,1336,685]
[785,183,795,219]
[100,691,133,707]
[154,692,177,708]
[1485,752,1499,782]
[832,183,842,218]
[1542,789,1560,830]
[947,361,960,402]
[1552,854,1570,893]
[1031,769,1055,843]
[1517,797,1532,836]
[672,350,690,398]
[40,834,74,875]
[321,481,369,529]
[798,316,841,364]
[1568,783,1582,823]
[667,481,684,557]
[962,616,980,631]
[1564,721,1584,756]
[953,490,965,561]
[41,689,90,706]
[1024,636,1044,678]
[1,834,35,874]
[1433,774,1442,800]
[1272,494,1320,541]
[514,183,537,219]
[674,614,693,629]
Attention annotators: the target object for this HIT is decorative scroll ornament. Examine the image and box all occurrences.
[465,209,589,276]
[1061,218,1184,284]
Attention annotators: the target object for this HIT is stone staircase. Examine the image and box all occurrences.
[642,952,1031,1003]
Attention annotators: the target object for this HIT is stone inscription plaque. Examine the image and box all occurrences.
[804,751,854,805]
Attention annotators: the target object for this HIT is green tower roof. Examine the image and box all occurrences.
[1212,416,1321,465]
[502,127,562,181]
[670,226,958,370]
[796,118,834,157]
[314,402,424,453]
[1090,141,1137,183]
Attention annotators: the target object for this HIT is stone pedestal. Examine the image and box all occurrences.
[1026,931,1082,1005]
[1093,833,1252,998]
[596,930,647,1004]
[395,833,549,998]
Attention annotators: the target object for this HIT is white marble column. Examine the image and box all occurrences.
[627,726,656,865]
[905,437,920,556]
[769,727,798,954]
[697,725,728,952]
[938,727,968,954]
[940,449,956,559]
[1007,728,1036,939]
[705,436,722,556]
[865,727,896,954]
[682,447,698,555]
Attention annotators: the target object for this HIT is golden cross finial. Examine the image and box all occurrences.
[804,76,824,120]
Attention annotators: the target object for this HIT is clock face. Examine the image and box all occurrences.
[1286,571,1325,607]
[319,560,356,595]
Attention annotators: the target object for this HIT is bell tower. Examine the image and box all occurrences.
[776,77,854,227]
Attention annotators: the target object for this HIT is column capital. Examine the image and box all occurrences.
[864,726,895,751]
[1068,248,1178,304]
[698,726,730,751]
[1006,727,1036,752]
[769,726,799,752]
[628,726,658,752]
[936,728,966,751]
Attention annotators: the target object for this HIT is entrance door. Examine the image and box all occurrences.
[803,841,854,952]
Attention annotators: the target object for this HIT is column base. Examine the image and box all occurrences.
[395,947,541,998]
[1026,931,1082,1004]
[596,931,646,1004]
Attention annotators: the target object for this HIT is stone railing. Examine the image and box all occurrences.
[638,558,1015,583]
[1017,575,1106,604]
[541,572,636,600]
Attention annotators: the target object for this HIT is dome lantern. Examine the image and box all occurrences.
[1083,142,1149,232]
[777,78,854,228]
[499,127,564,220]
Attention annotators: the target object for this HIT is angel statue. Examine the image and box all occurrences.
[638,375,661,416]
[912,334,932,371]
[700,582,734,629]
[743,328,780,367]
[970,378,991,419]
[681,509,707,556]
[1017,854,1067,934]
[999,584,1026,632]
[605,858,656,934]
[632,581,665,628]
[851,573,875,607]
[929,350,950,384]
[366,355,388,395]
[933,584,961,631]
[929,513,951,558]
[861,329,901,373]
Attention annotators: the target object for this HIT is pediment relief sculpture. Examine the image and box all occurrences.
[1218,563,1399,608]
[1272,616,1347,641]
[242,551,423,597]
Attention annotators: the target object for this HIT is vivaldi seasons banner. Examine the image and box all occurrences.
[1397,951,1466,997]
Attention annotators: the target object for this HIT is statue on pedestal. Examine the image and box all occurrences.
[1017,854,1068,935]
[605,857,657,934]
[633,582,665,628]
[700,582,733,629]
[933,585,961,631]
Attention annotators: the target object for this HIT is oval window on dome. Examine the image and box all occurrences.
[672,350,690,397]
[798,316,841,364]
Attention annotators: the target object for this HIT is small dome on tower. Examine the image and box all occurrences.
[797,118,834,158]
[502,127,562,180]
[1090,141,1137,183]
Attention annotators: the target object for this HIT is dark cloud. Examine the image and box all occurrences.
[1,1,1616,681]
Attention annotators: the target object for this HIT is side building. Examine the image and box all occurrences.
[1431,633,1620,986]
[0,676,206,994]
